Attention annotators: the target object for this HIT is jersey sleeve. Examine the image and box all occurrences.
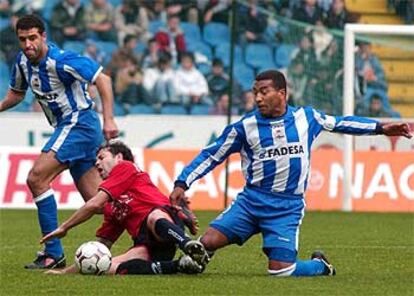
[95,213,124,243]
[176,123,243,188]
[9,54,29,92]
[311,108,379,135]
[99,161,138,200]
[59,51,103,84]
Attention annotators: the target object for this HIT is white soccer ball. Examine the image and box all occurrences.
[74,241,112,275]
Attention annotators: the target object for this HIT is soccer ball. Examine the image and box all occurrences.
[74,241,112,275]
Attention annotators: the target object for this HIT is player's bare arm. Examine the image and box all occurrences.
[40,191,110,244]
[95,72,119,140]
[0,89,25,112]
[378,122,412,138]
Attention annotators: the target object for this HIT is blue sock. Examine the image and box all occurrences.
[292,259,326,276]
[34,190,63,259]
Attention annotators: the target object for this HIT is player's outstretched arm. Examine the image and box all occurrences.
[40,191,109,244]
[379,122,412,138]
[45,264,78,275]
[95,73,119,140]
[0,89,25,112]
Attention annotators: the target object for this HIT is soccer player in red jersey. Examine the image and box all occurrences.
[41,141,207,275]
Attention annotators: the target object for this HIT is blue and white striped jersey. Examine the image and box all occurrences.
[177,106,380,197]
[9,43,102,127]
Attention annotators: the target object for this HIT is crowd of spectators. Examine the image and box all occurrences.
[0,0,403,117]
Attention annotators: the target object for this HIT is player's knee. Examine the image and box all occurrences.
[26,168,44,191]
[147,209,171,229]
[267,263,296,277]
[200,227,228,251]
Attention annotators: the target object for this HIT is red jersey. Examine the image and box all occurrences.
[95,161,170,243]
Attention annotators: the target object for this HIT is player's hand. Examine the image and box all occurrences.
[169,187,186,206]
[103,118,119,140]
[382,123,412,138]
[40,227,67,244]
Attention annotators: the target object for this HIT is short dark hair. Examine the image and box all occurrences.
[124,34,137,45]
[212,58,223,67]
[16,14,45,34]
[98,140,134,162]
[181,52,194,62]
[158,50,172,64]
[255,70,286,90]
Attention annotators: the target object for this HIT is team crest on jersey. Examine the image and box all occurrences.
[270,120,285,139]
[32,77,40,88]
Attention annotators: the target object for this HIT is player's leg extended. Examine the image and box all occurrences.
[147,208,208,267]
[73,166,101,201]
[147,208,192,250]
[114,242,202,275]
[25,151,68,268]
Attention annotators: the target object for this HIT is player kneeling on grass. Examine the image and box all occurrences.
[170,69,413,277]
[41,140,205,275]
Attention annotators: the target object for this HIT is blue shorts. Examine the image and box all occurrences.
[210,187,305,263]
[42,109,104,183]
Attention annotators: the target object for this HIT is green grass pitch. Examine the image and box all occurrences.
[0,210,413,295]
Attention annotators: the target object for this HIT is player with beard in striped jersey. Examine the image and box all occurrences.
[169,69,412,277]
[0,14,118,269]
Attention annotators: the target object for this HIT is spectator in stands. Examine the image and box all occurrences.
[155,13,186,66]
[115,0,150,46]
[209,93,237,115]
[325,0,354,30]
[115,57,152,114]
[355,41,388,93]
[0,0,11,17]
[237,0,269,47]
[83,39,107,66]
[356,94,394,118]
[201,0,231,25]
[291,34,318,78]
[391,0,414,24]
[206,58,229,102]
[286,58,308,107]
[106,34,140,80]
[0,12,20,68]
[206,58,242,106]
[143,51,178,110]
[50,0,86,47]
[239,90,256,114]
[10,0,45,15]
[310,17,333,61]
[142,0,167,22]
[141,37,159,69]
[174,52,211,108]
[85,0,117,42]
[292,0,324,25]
[166,0,199,24]
[306,64,337,113]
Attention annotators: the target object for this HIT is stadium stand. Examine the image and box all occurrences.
[202,22,230,48]
[274,43,297,69]
[214,42,243,68]
[181,22,202,42]
[0,0,412,117]
[129,104,155,115]
[245,43,275,70]
[347,0,414,117]
[189,104,210,115]
[63,41,86,54]
[160,104,187,115]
